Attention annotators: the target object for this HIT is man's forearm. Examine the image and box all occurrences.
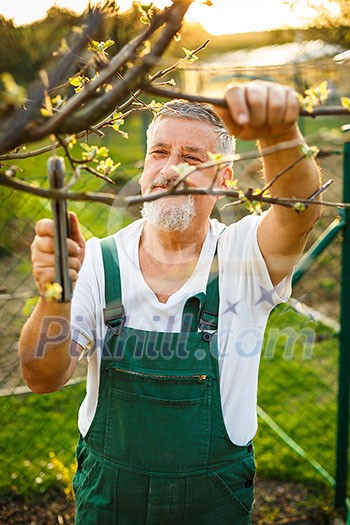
[18,298,78,393]
[258,125,322,230]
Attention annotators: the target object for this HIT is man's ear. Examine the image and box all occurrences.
[222,165,233,186]
[216,166,233,200]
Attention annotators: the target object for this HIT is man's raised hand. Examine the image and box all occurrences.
[215,80,300,143]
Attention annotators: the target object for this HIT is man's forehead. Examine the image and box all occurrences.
[150,140,208,153]
[149,117,217,150]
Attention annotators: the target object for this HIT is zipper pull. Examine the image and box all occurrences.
[199,374,207,382]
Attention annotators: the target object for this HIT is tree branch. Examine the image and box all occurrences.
[143,85,350,117]
[0,9,104,154]
[0,1,192,154]
[0,165,347,211]
[52,0,192,134]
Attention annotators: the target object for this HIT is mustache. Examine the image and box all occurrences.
[148,176,187,193]
[149,176,173,190]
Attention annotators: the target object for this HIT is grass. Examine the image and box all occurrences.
[0,382,86,501]
[256,306,339,487]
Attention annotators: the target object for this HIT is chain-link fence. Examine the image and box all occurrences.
[0,112,349,522]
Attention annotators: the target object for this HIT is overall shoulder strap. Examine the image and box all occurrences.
[200,225,226,332]
[199,252,219,332]
[181,228,224,334]
[100,236,125,334]
[181,292,206,332]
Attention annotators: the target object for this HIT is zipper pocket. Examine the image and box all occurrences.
[109,367,208,383]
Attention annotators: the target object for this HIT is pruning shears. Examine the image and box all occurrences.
[47,156,72,303]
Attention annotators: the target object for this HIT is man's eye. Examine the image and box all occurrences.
[152,149,167,155]
[184,155,201,163]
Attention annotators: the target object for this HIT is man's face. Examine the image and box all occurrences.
[140,117,230,228]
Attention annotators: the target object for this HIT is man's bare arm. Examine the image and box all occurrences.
[18,212,85,393]
[257,125,321,285]
[215,81,322,285]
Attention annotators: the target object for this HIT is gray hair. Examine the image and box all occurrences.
[146,100,235,163]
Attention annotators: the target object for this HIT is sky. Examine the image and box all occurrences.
[0,0,338,35]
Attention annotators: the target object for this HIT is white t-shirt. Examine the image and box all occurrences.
[71,215,291,446]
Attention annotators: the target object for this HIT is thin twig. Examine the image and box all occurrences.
[260,155,306,195]
[308,179,334,201]
[82,165,116,185]
[115,39,210,117]
[55,135,77,175]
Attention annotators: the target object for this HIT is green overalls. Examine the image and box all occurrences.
[73,236,256,524]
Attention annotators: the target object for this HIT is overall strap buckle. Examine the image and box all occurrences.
[100,236,125,337]
[103,303,125,335]
[199,248,220,339]
[199,309,218,332]
[199,309,218,342]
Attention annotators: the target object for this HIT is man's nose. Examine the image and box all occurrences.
[160,153,180,180]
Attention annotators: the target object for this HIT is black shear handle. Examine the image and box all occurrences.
[48,156,72,303]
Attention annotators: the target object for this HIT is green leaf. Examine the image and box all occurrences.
[87,40,100,52]
[341,97,350,111]
[69,75,89,93]
[208,152,224,161]
[311,81,330,104]
[88,39,115,55]
[80,143,99,161]
[96,158,121,175]
[97,146,109,157]
[110,112,128,138]
[298,81,331,113]
[245,199,263,215]
[0,72,27,108]
[103,39,115,50]
[171,162,193,177]
[52,38,70,57]
[67,135,77,150]
[51,94,64,108]
[111,125,128,138]
[225,178,238,190]
[182,47,199,63]
[40,108,51,118]
[147,100,163,116]
[69,76,81,87]
[22,296,39,316]
[297,93,314,114]
[43,283,63,302]
[294,202,306,212]
[299,144,319,158]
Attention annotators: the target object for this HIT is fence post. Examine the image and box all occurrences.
[335,138,350,509]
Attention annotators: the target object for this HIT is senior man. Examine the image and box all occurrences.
[19,80,321,524]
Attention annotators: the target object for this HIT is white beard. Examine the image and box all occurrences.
[141,195,195,232]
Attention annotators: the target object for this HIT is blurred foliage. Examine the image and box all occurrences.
[283,0,350,48]
[2,2,346,91]
[0,8,81,84]
[0,5,148,84]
